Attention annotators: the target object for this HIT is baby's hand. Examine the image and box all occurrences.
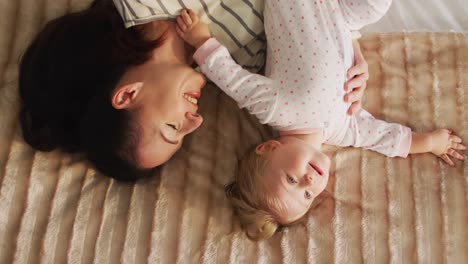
[430,129,467,166]
[176,9,211,49]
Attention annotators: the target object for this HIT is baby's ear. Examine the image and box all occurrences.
[255,140,281,155]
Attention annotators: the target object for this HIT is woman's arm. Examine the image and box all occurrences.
[344,39,369,115]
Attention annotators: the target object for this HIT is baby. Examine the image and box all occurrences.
[176,0,467,240]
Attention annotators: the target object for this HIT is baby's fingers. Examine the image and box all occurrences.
[440,154,455,167]
[450,135,467,150]
[180,9,193,25]
[176,16,188,31]
[447,149,465,161]
[451,142,468,151]
[449,134,462,142]
[188,9,199,23]
[175,25,184,38]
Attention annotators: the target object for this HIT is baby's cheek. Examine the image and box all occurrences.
[292,155,307,171]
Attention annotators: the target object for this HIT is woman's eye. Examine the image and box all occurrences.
[305,191,312,200]
[167,123,178,131]
[287,175,297,184]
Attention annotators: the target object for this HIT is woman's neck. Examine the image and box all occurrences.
[278,131,324,149]
[139,20,194,65]
[137,20,170,40]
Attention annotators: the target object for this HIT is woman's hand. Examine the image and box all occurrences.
[176,9,211,49]
[429,129,467,166]
[344,39,369,115]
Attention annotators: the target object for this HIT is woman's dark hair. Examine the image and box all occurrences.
[19,0,161,180]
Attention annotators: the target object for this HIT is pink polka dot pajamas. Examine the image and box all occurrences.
[194,0,412,158]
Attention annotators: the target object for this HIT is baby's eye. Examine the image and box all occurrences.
[305,191,312,200]
[287,175,297,184]
[166,123,178,131]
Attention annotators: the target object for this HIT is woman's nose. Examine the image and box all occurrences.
[198,73,207,87]
[183,112,203,134]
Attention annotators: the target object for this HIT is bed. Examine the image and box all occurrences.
[0,0,466,263]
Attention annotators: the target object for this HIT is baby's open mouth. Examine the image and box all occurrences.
[309,163,323,176]
[183,93,199,106]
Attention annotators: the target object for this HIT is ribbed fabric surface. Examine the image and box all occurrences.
[0,1,467,263]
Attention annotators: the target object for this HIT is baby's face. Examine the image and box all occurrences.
[261,138,331,223]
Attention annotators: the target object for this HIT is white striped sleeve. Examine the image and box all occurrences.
[112,0,266,71]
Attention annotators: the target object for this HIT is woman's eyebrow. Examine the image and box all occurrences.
[159,131,179,145]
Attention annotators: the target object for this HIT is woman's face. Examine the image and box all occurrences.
[126,62,206,168]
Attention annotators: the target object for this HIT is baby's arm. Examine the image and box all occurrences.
[176,9,279,125]
[410,129,466,166]
[334,110,412,158]
[335,110,466,166]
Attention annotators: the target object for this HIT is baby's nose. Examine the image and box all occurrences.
[305,174,313,183]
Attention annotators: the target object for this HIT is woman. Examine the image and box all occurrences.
[18,0,368,181]
[19,0,204,180]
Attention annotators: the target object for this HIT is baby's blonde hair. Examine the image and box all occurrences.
[225,146,307,240]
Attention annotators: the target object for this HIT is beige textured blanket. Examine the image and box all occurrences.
[0,1,467,264]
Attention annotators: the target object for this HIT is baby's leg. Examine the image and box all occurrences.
[338,0,392,30]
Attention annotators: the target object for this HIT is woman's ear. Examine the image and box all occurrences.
[111,82,144,109]
[255,140,281,155]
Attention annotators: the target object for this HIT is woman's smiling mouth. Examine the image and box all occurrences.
[183,92,199,106]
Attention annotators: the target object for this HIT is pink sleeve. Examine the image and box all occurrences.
[338,0,392,30]
[334,110,412,158]
[193,38,222,66]
[395,126,412,158]
[194,38,279,125]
